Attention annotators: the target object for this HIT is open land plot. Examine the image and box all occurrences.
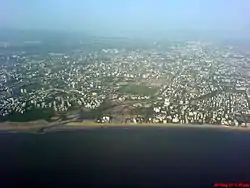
[118,84,158,96]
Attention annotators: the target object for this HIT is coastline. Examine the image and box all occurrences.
[0,120,249,133]
[0,120,50,133]
[63,122,250,132]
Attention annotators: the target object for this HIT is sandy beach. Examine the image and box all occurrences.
[0,120,249,133]
[64,121,250,131]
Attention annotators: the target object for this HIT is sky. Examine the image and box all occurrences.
[1,0,250,38]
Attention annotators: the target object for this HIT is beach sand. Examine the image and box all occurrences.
[0,120,249,133]
[45,121,250,133]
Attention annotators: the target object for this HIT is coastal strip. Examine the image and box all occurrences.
[64,121,250,131]
[1,120,249,134]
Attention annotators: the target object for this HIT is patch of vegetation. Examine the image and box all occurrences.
[0,108,54,122]
[102,76,115,83]
[118,84,158,96]
[79,100,116,120]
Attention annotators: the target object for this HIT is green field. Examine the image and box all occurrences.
[0,108,54,122]
[118,84,158,96]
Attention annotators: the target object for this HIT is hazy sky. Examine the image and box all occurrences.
[1,0,249,38]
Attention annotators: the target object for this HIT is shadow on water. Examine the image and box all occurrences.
[0,127,250,187]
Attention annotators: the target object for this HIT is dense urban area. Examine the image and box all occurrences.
[1,34,250,127]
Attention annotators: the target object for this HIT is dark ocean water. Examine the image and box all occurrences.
[0,127,250,187]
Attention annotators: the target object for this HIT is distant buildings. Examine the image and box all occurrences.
[0,41,249,126]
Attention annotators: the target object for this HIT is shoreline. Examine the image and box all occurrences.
[0,120,249,133]
[63,122,250,132]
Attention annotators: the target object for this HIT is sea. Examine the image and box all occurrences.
[0,127,249,187]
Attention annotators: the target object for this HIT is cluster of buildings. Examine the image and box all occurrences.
[0,40,250,126]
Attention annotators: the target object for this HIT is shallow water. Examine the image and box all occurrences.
[0,127,249,187]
